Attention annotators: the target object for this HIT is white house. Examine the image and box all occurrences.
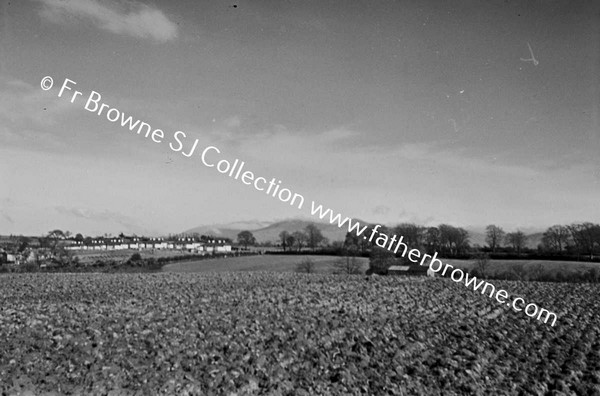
[215,245,232,252]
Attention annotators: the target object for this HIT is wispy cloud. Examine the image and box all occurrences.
[54,206,156,235]
[1,212,14,224]
[0,77,74,126]
[372,205,390,216]
[0,77,83,152]
[36,0,178,42]
[55,206,132,225]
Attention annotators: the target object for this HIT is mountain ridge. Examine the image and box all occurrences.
[184,218,545,246]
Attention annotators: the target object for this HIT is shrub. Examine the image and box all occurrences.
[587,267,600,283]
[473,253,490,278]
[296,258,316,273]
[20,262,39,273]
[368,246,397,275]
[332,256,363,275]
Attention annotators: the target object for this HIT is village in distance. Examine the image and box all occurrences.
[1,218,599,283]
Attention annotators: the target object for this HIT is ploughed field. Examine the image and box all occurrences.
[162,254,369,274]
[1,273,599,395]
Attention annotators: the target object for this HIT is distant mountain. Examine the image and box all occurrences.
[184,220,273,239]
[250,219,351,243]
[185,218,354,243]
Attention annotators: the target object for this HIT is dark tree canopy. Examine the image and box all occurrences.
[279,230,291,252]
[291,231,307,252]
[305,224,325,251]
[485,225,505,252]
[542,225,569,252]
[237,230,256,249]
[438,224,470,255]
[505,231,527,255]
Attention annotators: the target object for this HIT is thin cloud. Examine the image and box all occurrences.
[54,206,133,225]
[37,0,178,42]
[372,205,391,216]
[0,77,74,126]
[0,77,79,152]
[54,206,155,234]
[223,115,242,129]
[1,212,14,224]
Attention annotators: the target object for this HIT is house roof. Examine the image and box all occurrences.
[389,265,429,274]
[388,265,410,271]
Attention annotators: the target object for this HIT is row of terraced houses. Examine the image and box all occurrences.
[65,236,232,253]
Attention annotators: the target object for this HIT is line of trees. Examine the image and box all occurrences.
[6,229,79,267]
[237,224,330,252]
[278,224,328,252]
[485,223,600,259]
[338,223,471,275]
[540,223,600,259]
[499,229,528,255]
[485,225,529,254]
[339,223,472,257]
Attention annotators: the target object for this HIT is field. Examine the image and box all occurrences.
[2,271,600,395]
[444,259,600,278]
[164,255,600,281]
[73,250,193,266]
[162,254,370,274]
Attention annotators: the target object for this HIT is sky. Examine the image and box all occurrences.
[0,0,598,237]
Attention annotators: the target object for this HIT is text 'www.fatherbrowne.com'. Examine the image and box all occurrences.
[309,202,558,327]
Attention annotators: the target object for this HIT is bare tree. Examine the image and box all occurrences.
[505,231,527,255]
[455,228,470,254]
[424,226,441,254]
[305,224,325,251]
[507,263,527,281]
[296,257,315,273]
[485,225,505,253]
[542,225,569,252]
[332,256,363,275]
[567,223,600,259]
[291,231,307,252]
[474,252,490,278]
[285,233,296,251]
[439,224,470,255]
[393,223,426,249]
[279,230,290,252]
[528,262,544,281]
[344,231,359,252]
[45,229,65,259]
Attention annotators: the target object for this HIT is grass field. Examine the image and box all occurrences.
[444,259,600,277]
[73,249,194,266]
[163,254,599,280]
[163,254,370,274]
